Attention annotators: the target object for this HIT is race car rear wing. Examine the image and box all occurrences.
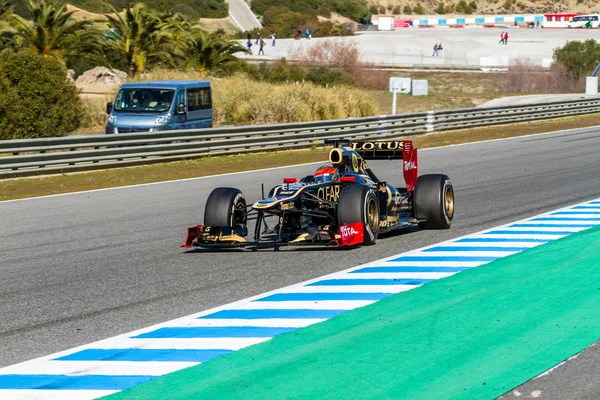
[325,139,418,192]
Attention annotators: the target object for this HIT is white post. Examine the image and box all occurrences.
[586,76,598,95]
[392,88,398,115]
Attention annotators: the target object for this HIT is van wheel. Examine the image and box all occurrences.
[413,174,454,229]
[204,188,247,228]
[337,185,379,245]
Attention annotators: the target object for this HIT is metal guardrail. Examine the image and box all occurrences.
[1,98,600,178]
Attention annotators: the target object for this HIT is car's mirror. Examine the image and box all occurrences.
[176,103,186,115]
[106,102,113,114]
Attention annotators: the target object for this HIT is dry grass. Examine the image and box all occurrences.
[4,112,600,201]
[372,0,599,15]
[501,61,586,94]
[369,71,505,114]
[79,69,379,131]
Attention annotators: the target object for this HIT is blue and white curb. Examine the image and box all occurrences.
[1,198,600,399]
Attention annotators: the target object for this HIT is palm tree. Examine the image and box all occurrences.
[0,0,104,65]
[104,3,186,76]
[185,30,249,75]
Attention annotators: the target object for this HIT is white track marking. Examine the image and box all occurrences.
[2,361,198,377]
[0,390,117,400]
[177,319,325,328]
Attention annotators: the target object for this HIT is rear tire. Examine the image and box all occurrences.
[414,174,454,229]
[204,187,247,228]
[337,185,379,245]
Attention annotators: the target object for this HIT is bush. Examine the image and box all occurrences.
[306,66,355,86]
[392,6,401,14]
[403,5,412,14]
[501,59,585,93]
[553,39,600,79]
[0,51,81,139]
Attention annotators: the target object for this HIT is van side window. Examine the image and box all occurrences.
[187,88,211,111]
[176,90,185,108]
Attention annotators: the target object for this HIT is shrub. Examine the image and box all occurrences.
[501,58,586,93]
[435,2,446,14]
[306,66,355,86]
[553,39,600,79]
[0,50,81,139]
[392,6,401,14]
[414,4,425,14]
[403,5,412,14]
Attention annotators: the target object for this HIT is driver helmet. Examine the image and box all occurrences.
[314,166,339,183]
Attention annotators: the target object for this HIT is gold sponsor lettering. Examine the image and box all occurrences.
[280,202,294,210]
[317,185,341,202]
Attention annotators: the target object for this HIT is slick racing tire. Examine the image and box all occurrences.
[337,185,379,245]
[413,174,454,229]
[204,187,247,228]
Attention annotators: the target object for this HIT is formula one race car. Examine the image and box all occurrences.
[182,139,454,249]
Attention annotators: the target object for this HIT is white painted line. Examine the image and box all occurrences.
[0,390,118,400]
[177,319,325,328]
[239,300,375,310]
[2,361,197,377]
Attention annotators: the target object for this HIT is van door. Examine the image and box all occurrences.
[172,89,186,129]
[185,87,212,129]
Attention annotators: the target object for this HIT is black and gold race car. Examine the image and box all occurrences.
[182,139,454,249]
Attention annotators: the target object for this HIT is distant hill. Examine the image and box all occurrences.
[367,0,599,16]
[9,0,228,19]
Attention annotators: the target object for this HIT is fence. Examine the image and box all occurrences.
[1,98,599,178]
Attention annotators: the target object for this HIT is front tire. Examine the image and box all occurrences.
[204,187,247,228]
[337,185,379,245]
[414,174,454,229]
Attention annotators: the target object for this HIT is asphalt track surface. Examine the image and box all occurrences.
[1,126,600,397]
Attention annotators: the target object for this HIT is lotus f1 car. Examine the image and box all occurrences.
[182,139,454,249]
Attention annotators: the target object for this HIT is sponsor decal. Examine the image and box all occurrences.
[351,141,404,151]
[280,202,294,210]
[339,222,364,246]
[317,185,341,202]
[404,161,417,171]
[352,154,359,172]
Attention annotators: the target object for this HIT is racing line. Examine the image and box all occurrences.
[1,197,599,399]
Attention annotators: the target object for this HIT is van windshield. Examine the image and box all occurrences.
[113,89,175,113]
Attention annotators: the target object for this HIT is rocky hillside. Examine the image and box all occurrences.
[369,0,599,15]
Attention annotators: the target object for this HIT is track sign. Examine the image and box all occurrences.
[389,77,411,94]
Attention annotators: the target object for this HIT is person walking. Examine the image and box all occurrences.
[246,40,252,54]
[437,42,443,57]
[503,31,509,45]
[255,32,261,45]
[432,43,439,57]
[499,31,505,44]
[247,32,251,42]
[258,38,266,55]
[271,32,276,46]
[305,28,311,39]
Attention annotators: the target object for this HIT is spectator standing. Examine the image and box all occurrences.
[438,42,443,56]
[246,40,252,53]
[499,31,505,44]
[258,38,266,55]
[247,32,251,42]
[255,32,261,45]
[271,32,276,46]
[306,28,311,39]
[296,29,301,40]
[432,43,439,57]
[503,31,509,45]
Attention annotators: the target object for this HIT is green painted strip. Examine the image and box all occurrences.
[108,226,600,400]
